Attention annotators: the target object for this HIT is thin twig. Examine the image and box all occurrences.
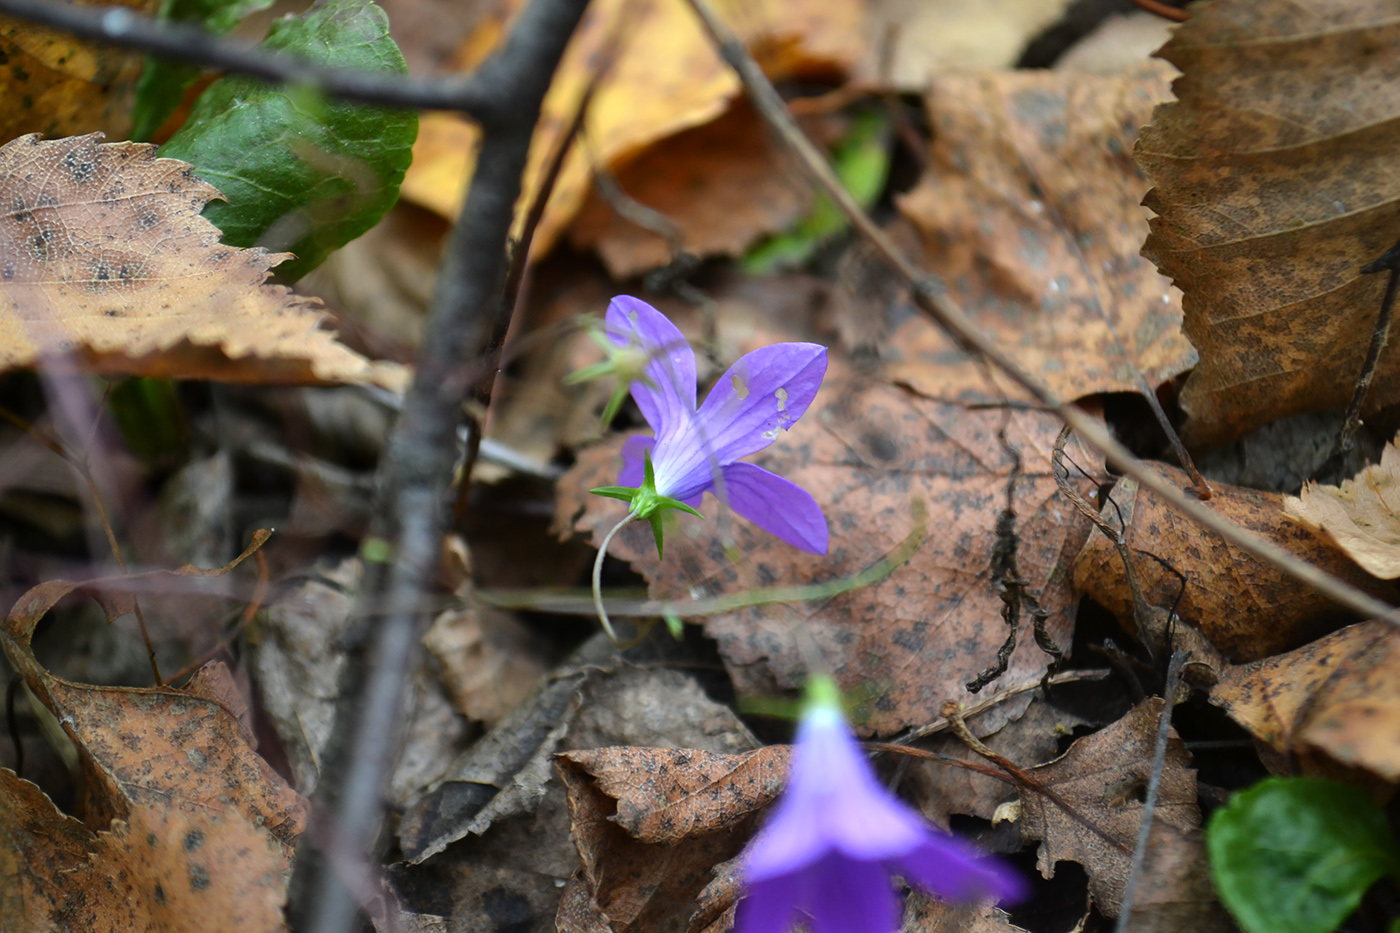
[1115,649,1187,932]
[281,1,591,930]
[1330,237,1400,468]
[682,0,1400,628]
[940,700,1131,855]
[892,668,1112,744]
[0,0,506,119]
[1129,0,1190,22]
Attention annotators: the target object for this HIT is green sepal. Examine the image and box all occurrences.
[588,449,704,559]
[590,486,638,503]
[663,614,685,639]
[563,316,660,427]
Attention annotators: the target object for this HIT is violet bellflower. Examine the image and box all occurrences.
[590,296,830,556]
[736,677,1025,933]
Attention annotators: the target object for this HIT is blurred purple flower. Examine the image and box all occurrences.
[601,295,829,555]
[736,678,1025,933]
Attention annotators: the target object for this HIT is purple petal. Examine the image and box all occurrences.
[808,854,901,933]
[734,872,805,933]
[717,462,828,554]
[618,434,654,488]
[893,836,1027,905]
[694,342,827,465]
[619,435,703,507]
[648,343,826,500]
[604,296,697,435]
[744,709,925,883]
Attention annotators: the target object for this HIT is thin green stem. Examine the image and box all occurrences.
[593,513,637,645]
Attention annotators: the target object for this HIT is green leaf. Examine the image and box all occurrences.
[159,0,418,281]
[132,0,275,141]
[742,107,891,275]
[1208,776,1400,933]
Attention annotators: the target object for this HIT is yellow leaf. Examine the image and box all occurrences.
[401,0,863,258]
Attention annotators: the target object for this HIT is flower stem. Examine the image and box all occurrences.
[593,513,636,645]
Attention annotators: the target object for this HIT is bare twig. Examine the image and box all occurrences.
[682,0,1400,628]
[0,0,507,119]
[940,700,1131,854]
[1329,237,1400,468]
[1115,649,1188,932]
[272,0,591,930]
[1129,0,1190,22]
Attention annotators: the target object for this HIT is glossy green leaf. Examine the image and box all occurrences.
[159,0,418,281]
[1208,777,1400,933]
[132,0,275,141]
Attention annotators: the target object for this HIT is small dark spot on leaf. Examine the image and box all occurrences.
[189,864,210,891]
[183,829,205,852]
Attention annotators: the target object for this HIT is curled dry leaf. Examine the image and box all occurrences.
[1073,461,1392,662]
[1285,435,1400,579]
[1212,620,1400,783]
[558,745,790,846]
[1018,699,1227,928]
[560,365,1100,736]
[401,0,862,260]
[567,101,819,278]
[0,542,306,932]
[0,0,156,141]
[0,134,405,389]
[1137,0,1400,448]
[890,64,1195,403]
[556,745,787,932]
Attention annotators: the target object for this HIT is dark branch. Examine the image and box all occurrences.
[0,0,509,120]
[275,0,592,930]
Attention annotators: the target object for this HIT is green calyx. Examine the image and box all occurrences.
[590,449,702,558]
[802,673,845,717]
[565,321,656,426]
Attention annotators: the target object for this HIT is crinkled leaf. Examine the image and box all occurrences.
[160,0,417,281]
[1208,777,1400,933]
[132,0,275,140]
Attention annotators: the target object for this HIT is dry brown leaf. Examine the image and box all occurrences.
[0,0,156,141]
[1019,699,1226,927]
[558,745,790,846]
[559,364,1099,736]
[889,64,1195,404]
[1212,620,1400,783]
[1285,435,1400,579]
[1073,461,1392,662]
[0,535,305,924]
[0,538,305,931]
[400,0,862,259]
[567,101,818,278]
[424,606,549,727]
[0,134,405,389]
[557,746,776,932]
[901,892,1029,933]
[1137,0,1400,448]
[905,698,1087,829]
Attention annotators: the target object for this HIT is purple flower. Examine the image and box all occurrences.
[597,295,829,555]
[736,678,1025,933]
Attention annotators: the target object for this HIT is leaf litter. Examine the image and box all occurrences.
[10,0,1400,931]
